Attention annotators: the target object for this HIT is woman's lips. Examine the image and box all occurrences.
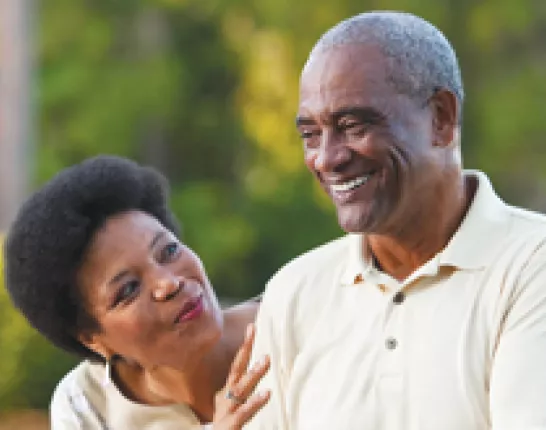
[175,295,204,323]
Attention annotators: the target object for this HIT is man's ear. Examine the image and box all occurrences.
[429,89,459,148]
[78,332,112,360]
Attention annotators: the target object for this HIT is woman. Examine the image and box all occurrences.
[3,155,270,429]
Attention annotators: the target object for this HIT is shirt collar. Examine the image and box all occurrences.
[341,170,509,284]
[341,233,372,285]
[437,170,509,270]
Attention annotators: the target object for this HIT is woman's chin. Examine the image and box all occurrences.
[173,327,223,372]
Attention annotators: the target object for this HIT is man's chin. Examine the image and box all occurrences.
[337,210,375,234]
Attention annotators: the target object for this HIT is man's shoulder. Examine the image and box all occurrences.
[269,235,351,283]
[506,204,546,231]
[260,235,351,308]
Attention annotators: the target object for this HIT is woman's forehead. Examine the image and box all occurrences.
[100,210,164,238]
[78,212,167,285]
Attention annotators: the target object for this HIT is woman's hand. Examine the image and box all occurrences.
[212,324,270,429]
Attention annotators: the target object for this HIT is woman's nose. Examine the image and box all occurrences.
[152,276,182,301]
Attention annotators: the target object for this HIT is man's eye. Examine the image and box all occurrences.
[341,121,371,137]
[339,120,361,130]
[299,129,321,149]
[299,130,314,139]
[115,280,140,304]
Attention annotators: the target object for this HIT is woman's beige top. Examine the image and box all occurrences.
[50,360,211,430]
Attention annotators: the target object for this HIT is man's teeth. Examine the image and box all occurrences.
[330,176,370,192]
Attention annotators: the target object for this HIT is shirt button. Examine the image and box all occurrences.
[393,291,405,304]
[385,337,398,350]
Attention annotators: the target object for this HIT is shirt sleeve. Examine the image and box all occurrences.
[490,243,546,430]
[50,374,107,430]
[50,383,84,430]
[244,293,290,430]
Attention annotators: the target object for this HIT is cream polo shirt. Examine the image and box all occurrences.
[50,360,211,429]
[247,171,546,430]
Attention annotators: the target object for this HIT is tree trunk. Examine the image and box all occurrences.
[0,0,33,230]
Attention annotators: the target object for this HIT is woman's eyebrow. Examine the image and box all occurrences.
[109,269,130,287]
[149,230,166,251]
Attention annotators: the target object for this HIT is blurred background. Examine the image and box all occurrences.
[1,0,546,427]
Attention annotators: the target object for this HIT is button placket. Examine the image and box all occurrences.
[384,290,406,354]
[392,291,405,304]
[378,299,404,407]
[385,337,398,350]
[379,287,405,374]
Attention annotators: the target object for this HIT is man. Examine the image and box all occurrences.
[245,11,546,430]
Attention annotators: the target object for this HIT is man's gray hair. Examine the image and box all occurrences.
[311,11,464,114]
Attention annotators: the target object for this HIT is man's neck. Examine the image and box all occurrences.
[368,174,477,282]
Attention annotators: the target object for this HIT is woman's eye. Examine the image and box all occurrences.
[115,280,140,305]
[161,242,180,263]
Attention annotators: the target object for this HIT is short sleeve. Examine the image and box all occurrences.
[50,370,107,430]
[490,242,546,429]
[50,380,84,429]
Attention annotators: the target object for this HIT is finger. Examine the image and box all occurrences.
[231,390,271,428]
[226,324,255,387]
[226,355,270,411]
[214,388,233,418]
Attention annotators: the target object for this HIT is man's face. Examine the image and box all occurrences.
[297,44,448,234]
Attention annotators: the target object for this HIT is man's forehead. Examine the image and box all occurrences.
[303,44,387,80]
[300,44,390,104]
[298,51,393,119]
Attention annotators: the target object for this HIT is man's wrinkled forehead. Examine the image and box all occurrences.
[298,44,392,112]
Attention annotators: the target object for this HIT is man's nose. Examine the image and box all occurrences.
[152,273,183,301]
[313,132,351,172]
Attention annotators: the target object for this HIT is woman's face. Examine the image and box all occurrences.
[77,210,223,371]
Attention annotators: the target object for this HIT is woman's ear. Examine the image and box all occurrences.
[78,332,112,360]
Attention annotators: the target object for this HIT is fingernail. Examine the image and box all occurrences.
[253,356,267,370]
[257,389,270,399]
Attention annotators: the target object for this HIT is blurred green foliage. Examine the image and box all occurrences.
[2,0,546,413]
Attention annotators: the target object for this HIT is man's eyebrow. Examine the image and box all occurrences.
[296,107,385,127]
[332,107,385,123]
[295,115,315,127]
[108,231,165,286]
